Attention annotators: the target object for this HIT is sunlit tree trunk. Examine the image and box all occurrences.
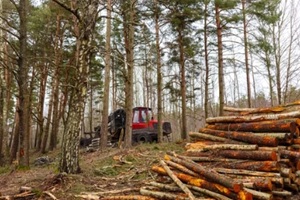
[49,14,63,150]
[215,3,225,116]
[204,1,209,119]
[242,0,251,107]
[154,0,163,143]
[122,0,135,148]
[101,0,112,150]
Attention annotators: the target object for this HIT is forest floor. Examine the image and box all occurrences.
[0,142,185,199]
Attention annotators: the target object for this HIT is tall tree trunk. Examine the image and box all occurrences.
[204,1,209,119]
[215,3,225,116]
[9,103,19,164]
[284,1,295,104]
[101,0,112,150]
[242,0,251,107]
[178,28,187,140]
[123,0,135,148]
[36,62,48,150]
[41,86,53,153]
[154,0,163,143]
[273,21,281,105]
[53,0,99,173]
[49,14,62,150]
[17,0,29,167]
[0,0,4,163]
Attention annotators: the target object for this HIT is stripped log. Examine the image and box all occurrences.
[165,160,199,177]
[206,119,298,133]
[206,110,300,124]
[214,161,280,172]
[151,165,252,200]
[186,144,258,152]
[164,154,243,192]
[199,128,278,147]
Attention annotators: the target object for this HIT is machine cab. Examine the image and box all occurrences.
[132,107,156,130]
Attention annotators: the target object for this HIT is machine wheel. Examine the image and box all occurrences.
[136,133,151,143]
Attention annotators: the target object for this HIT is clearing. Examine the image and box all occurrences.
[0,142,185,199]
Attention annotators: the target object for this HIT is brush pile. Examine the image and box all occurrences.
[147,101,300,200]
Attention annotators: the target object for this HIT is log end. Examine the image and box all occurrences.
[233,183,243,193]
[238,190,253,200]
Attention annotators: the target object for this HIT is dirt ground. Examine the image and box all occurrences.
[0,143,184,199]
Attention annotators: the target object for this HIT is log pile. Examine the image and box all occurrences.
[147,101,300,200]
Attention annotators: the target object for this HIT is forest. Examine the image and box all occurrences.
[0,0,300,175]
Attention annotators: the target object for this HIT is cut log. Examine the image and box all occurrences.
[223,106,286,115]
[148,181,232,200]
[206,119,298,133]
[165,160,199,177]
[214,168,281,177]
[182,155,242,162]
[206,110,300,124]
[101,194,156,200]
[243,188,272,200]
[290,122,300,138]
[165,154,243,193]
[199,128,278,147]
[140,187,189,200]
[186,144,258,152]
[189,132,245,144]
[159,160,196,200]
[215,161,280,172]
[272,190,292,197]
[151,165,252,200]
[214,150,278,161]
[279,149,300,161]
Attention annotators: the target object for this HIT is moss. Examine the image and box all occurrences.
[0,166,10,174]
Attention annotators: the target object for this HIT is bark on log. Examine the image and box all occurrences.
[186,144,258,152]
[243,188,272,200]
[159,160,196,200]
[140,187,190,200]
[206,110,300,124]
[165,160,199,177]
[151,165,252,200]
[148,181,232,200]
[223,106,286,115]
[189,132,245,144]
[272,190,292,197]
[214,168,281,177]
[182,155,242,162]
[214,150,278,161]
[206,119,298,133]
[215,161,280,172]
[101,194,156,200]
[199,128,278,147]
[279,149,300,161]
[165,154,243,192]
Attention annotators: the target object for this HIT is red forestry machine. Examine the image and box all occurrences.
[80,107,172,147]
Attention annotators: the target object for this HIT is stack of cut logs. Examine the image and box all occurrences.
[147,101,300,200]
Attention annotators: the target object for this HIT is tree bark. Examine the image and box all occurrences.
[123,0,135,148]
[151,165,252,200]
[206,110,300,124]
[101,0,112,151]
[199,128,278,147]
[165,155,242,192]
[215,161,280,172]
[206,118,299,133]
[215,3,225,116]
[154,0,163,143]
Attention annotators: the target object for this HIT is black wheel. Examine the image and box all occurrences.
[136,133,151,143]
